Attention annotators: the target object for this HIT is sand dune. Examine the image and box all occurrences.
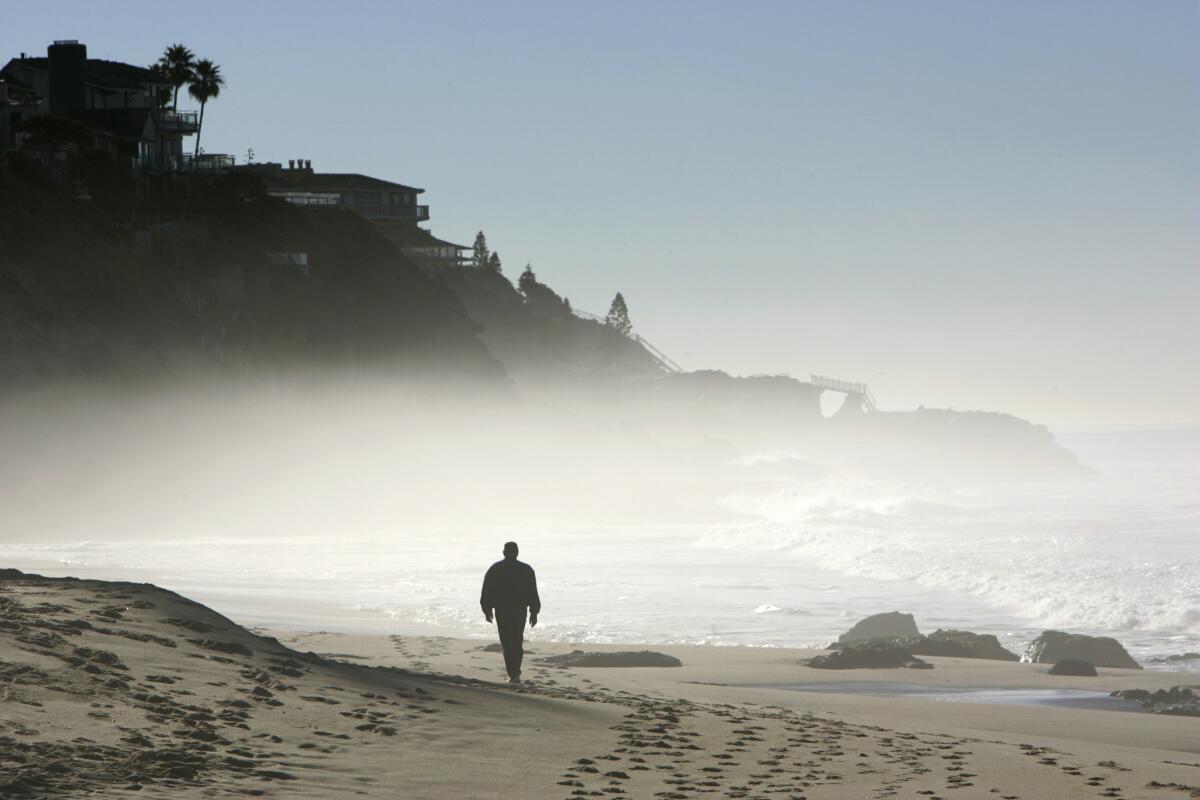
[2,569,1198,799]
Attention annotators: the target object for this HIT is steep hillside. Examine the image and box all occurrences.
[0,172,504,388]
[374,222,663,383]
[432,266,663,382]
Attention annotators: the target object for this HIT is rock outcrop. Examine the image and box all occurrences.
[1110,687,1200,716]
[1047,658,1097,676]
[834,612,921,645]
[832,618,1020,662]
[1022,631,1140,670]
[908,629,1019,661]
[806,640,932,670]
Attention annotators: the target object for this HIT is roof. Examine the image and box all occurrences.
[0,75,41,106]
[263,170,424,194]
[12,57,166,91]
[391,225,468,249]
[0,65,35,91]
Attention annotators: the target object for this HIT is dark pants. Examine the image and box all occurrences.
[494,607,527,678]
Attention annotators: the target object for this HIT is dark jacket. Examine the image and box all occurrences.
[480,558,541,615]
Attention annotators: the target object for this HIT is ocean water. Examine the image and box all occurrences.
[3,427,1197,669]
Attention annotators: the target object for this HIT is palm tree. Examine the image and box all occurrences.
[157,44,196,111]
[147,62,173,108]
[188,59,225,157]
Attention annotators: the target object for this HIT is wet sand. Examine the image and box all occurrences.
[2,570,1198,798]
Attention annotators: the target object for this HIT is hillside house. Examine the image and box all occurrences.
[243,160,467,268]
[1,41,207,172]
[247,160,428,222]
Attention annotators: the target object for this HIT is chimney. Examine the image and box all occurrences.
[304,159,312,170]
[48,40,87,115]
[288,159,295,169]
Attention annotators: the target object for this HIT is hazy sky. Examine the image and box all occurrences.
[7,1,1198,426]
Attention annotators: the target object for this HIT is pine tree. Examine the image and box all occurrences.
[518,264,537,297]
[605,292,633,336]
[471,231,489,271]
[487,251,502,274]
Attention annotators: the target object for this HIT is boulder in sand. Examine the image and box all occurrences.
[1023,630,1140,670]
[834,612,921,645]
[537,650,681,668]
[1149,688,1200,716]
[1047,658,1097,676]
[909,629,1019,661]
[806,640,932,670]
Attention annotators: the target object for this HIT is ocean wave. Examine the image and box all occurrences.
[703,484,1200,636]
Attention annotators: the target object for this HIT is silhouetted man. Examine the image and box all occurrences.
[480,541,540,683]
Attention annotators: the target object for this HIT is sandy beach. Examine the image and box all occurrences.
[2,569,1198,799]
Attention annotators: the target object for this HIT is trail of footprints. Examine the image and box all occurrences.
[540,686,1140,800]
[0,582,1158,800]
[0,584,462,797]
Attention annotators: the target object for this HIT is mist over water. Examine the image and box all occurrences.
[2,381,1195,668]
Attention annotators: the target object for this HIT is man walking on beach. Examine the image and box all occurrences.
[480,541,541,684]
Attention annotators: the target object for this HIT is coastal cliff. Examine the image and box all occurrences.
[0,171,503,387]
[0,170,1085,480]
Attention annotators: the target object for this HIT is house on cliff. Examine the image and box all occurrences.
[0,72,41,151]
[242,160,468,268]
[0,41,202,174]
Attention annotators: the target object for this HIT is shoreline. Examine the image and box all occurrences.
[3,570,1199,798]
[5,555,1198,672]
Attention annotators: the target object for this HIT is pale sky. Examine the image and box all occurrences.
[7,1,1198,426]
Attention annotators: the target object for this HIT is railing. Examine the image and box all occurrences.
[571,308,683,373]
[354,204,430,221]
[194,154,235,171]
[634,334,684,373]
[810,374,876,411]
[272,191,340,207]
[156,111,199,132]
[132,153,235,173]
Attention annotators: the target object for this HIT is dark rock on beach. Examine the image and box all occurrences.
[834,612,921,645]
[807,640,933,670]
[1146,652,1200,665]
[1047,658,1097,676]
[536,650,682,668]
[1110,686,1200,716]
[832,616,1019,662]
[1023,630,1140,670]
[909,629,1020,661]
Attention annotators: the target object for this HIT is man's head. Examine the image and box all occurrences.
[503,541,519,559]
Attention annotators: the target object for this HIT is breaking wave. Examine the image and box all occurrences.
[701,476,1200,636]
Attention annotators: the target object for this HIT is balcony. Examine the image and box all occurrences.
[194,153,235,172]
[132,153,235,174]
[272,190,340,207]
[155,110,200,134]
[352,203,430,222]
